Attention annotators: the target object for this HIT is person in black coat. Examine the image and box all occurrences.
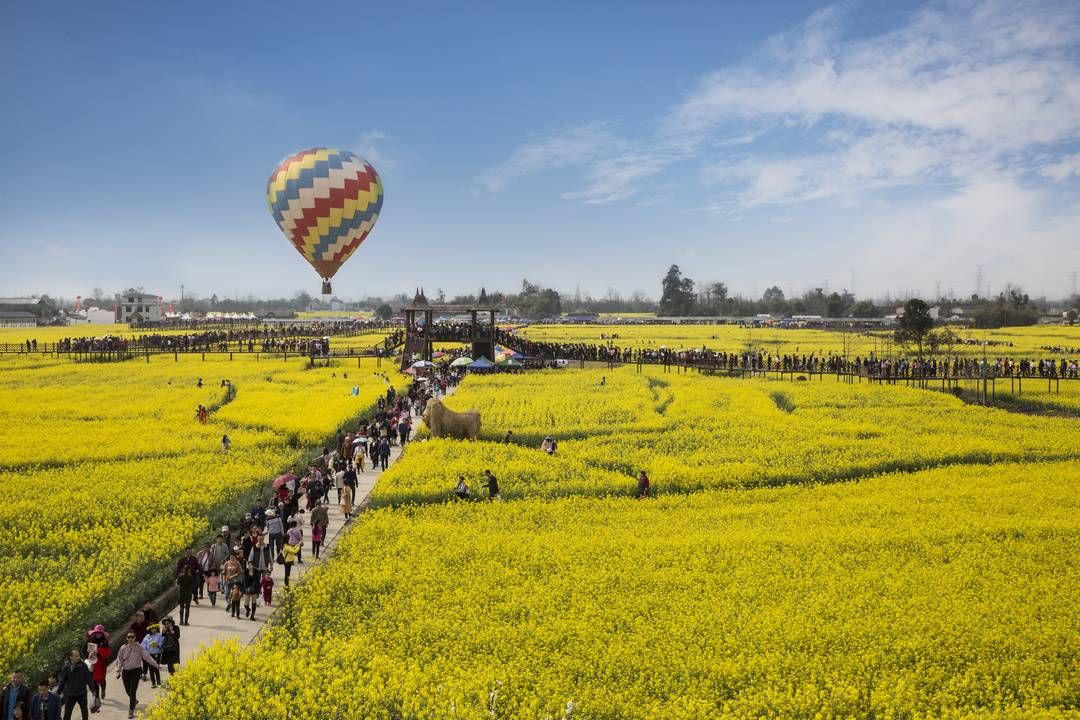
[241,562,261,621]
[28,680,59,720]
[159,617,181,675]
[0,671,30,720]
[56,650,95,720]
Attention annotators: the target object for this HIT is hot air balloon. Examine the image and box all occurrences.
[266,148,383,295]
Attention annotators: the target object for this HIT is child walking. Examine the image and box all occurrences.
[205,569,220,607]
[141,624,164,688]
[227,584,242,619]
[260,571,274,607]
[311,522,325,559]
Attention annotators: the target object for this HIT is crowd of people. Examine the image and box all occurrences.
[491,331,1080,379]
[16,374,458,720]
[9,320,399,356]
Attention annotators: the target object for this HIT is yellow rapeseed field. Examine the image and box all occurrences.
[514,322,1080,359]
[149,365,1080,719]
[149,462,1080,720]
[0,353,406,674]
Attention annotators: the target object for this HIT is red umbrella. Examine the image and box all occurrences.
[273,473,296,489]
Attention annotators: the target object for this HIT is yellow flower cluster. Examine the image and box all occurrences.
[515,322,1080,359]
[376,367,1080,504]
[148,461,1080,719]
[0,354,405,673]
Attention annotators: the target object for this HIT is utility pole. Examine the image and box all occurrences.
[180,284,185,305]
[975,265,983,298]
[850,269,856,297]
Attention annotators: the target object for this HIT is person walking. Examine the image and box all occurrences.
[205,569,220,607]
[265,509,284,560]
[115,632,159,719]
[339,480,354,521]
[83,625,110,706]
[286,519,303,564]
[242,562,260,621]
[483,470,500,500]
[260,571,274,608]
[56,650,94,720]
[1,671,29,720]
[210,534,230,574]
[281,537,302,587]
[310,500,328,559]
[247,536,272,575]
[221,553,242,605]
[174,549,201,606]
[28,680,59,720]
[159,618,180,675]
[377,437,391,471]
[140,625,163,688]
[311,521,325,560]
[175,566,195,626]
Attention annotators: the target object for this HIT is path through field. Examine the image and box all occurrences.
[95,406,424,720]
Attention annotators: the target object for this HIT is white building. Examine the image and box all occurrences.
[87,307,115,324]
[115,290,163,324]
[0,311,38,328]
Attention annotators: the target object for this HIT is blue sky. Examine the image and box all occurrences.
[2,0,1079,302]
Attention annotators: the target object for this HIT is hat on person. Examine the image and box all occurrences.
[86,624,109,641]
[265,509,277,518]
[221,525,229,532]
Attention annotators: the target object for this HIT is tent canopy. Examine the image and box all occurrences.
[467,357,496,369]
[450,356,473,367]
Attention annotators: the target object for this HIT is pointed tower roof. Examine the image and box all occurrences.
[473,287,494,310]
[406,287,432,311]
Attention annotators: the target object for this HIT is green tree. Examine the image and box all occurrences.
[658,265,696,316]
[761,286,784,312]
[895,299,935,359]
[375,303,393,320]
[848,300,880,318]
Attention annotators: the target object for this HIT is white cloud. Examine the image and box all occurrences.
[355,130,396,170]
[475,123,625,193]
[672,0,1080,209]
[560,152,670,205]
[1039,152,1080,182]
[484,1,1080,208]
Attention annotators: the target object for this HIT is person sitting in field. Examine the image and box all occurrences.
[453,476,471,500]
[540,436,557,455]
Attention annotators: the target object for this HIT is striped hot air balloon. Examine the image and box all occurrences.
[266,148,384,294]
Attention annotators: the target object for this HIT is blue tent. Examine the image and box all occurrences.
[467,357,496,370]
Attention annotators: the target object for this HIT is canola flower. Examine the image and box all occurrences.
[148,462,1080,719]
[514,322,1080,359]
[375,367,1080,505]
[0,354,406,673]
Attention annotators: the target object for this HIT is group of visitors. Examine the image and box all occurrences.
[452,470,500,501]
[486,329,1080,380]
[21,375,447,719]
[17,319,398,356]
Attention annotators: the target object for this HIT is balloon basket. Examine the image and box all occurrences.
[322,280,332,295]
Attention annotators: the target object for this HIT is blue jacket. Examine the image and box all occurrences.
[29,693,59,720]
